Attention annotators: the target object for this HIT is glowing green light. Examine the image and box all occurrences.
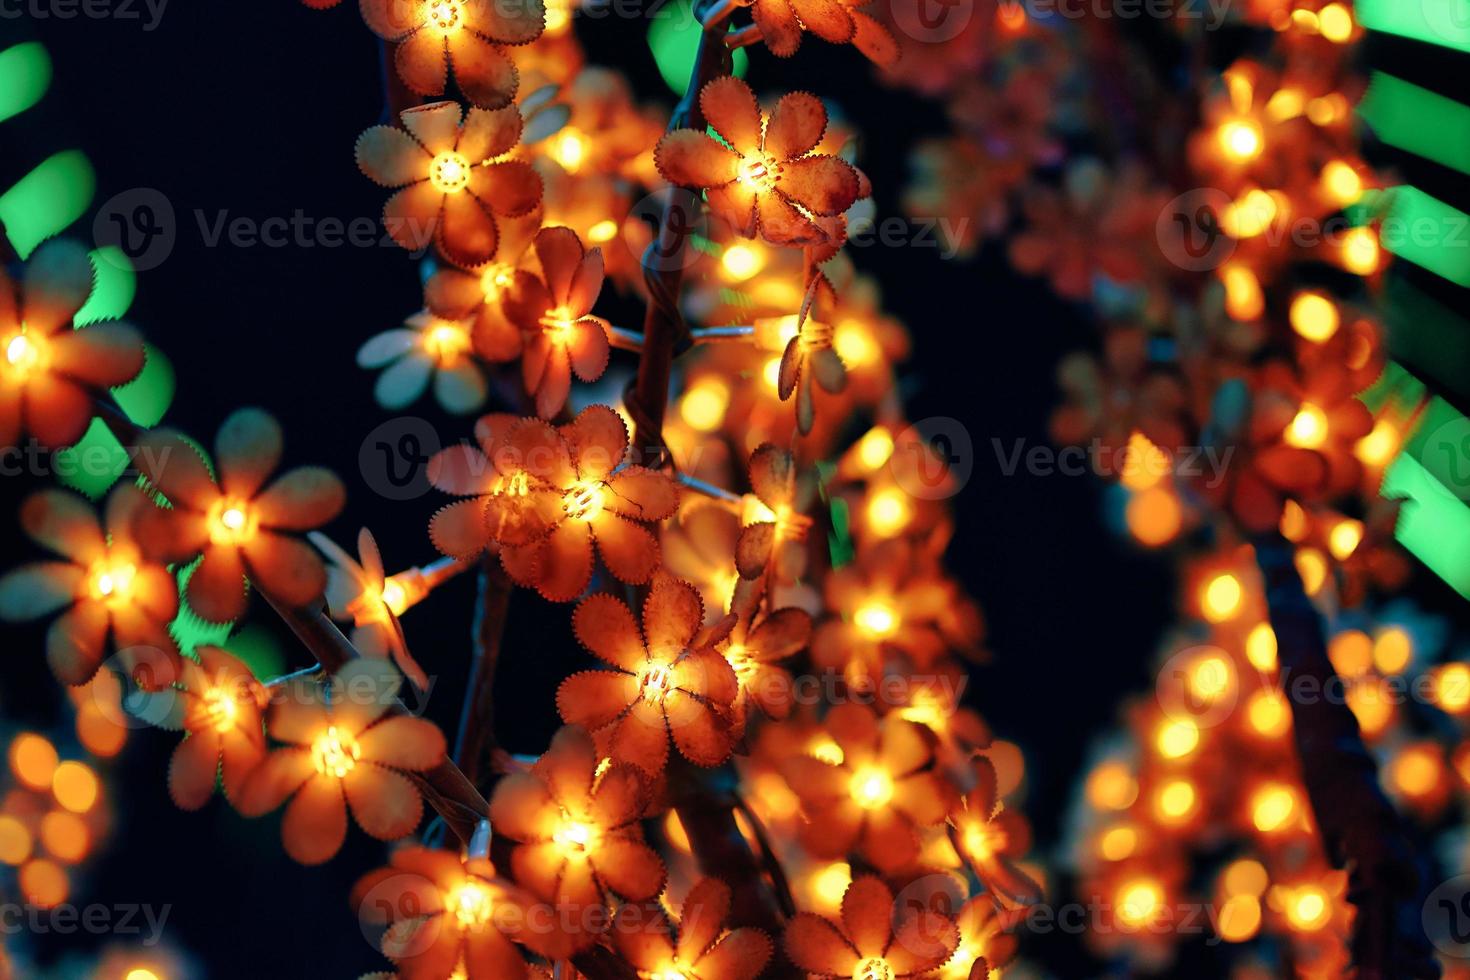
[53,419,130,500]
[0,151,96,259]
[1364,186,1470,288]
[648,0,747,95]
[1382,451,1470,599]
[169,557,237,652]
[1359,73,1470,176]
[0,43,51,123]
[75,248,137,326]
[1357,0,1470,53]
[112,344,175,427]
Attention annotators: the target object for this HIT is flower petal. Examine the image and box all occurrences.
[654,131,740,188]
[764,91,828,160]
[282,772,349,864]
[357,124,430,187]
[448,30,520,110]
[572,593,646,671]
[346,764,424,840]
[699,76,763,154]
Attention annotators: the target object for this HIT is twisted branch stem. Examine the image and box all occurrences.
[1253,535,1439,980]
[453,553,515,789]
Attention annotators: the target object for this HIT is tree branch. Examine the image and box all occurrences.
[454,554,515,789]
[1253,534,1439,980]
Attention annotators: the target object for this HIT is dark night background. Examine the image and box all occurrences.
[0,3,1288,977]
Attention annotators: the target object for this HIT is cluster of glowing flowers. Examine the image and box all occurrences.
[352,845,532,979]
[237,659,447,864]
[743,0,897,66]
[313,528,435,690]
[357,102,542,268]
[134,645,267,810]
[779,703,951,871]
[557,575,740,773]
[132,408,346,623]
[428,405,677,600]
[783,875,960,977]
[3,732,111,906]
[0,240,146,450]
[500,226,611,418]
[810,537,982,680]
[0,486,181,689]
[487,725,665,958]
[655,77,861,246]
[611,877,772,980]
[540,67,666,182]
[1008,160,1166,300]
[360,0,545,111]
[735,443,812,582]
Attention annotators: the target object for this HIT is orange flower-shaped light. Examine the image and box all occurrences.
[138,645,267,811]
[236,659,447,864]
[0,486,181,689]
[950,758,1040,908]
[942,896,1017,979]
[780,703,950,870]
[487,725,666,958]
[661,501,744,619]
[361,0,545,110]
[356,102,542,268]
[735,443,812,582]
[771,282,849,435]
[313,527,433,690]
[352,845,530,980]
[746,0,897,65]
[133,408,345,624]
[500,226,611,419]
[612,877,772,980]
[428,405,678,601]
[784,876,959,978]
[716,590,812,735]
[557,575,740,773]
[419,210,542,365]
[811,537,981,679]
[655,77,860,246]
[0,239,146,449]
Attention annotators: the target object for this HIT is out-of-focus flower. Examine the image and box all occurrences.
[352,845,531,980]
[501,226,611,418]
[557,575,739,773]
[661,502,743,619]
[138,645,267,811]
[784,875,959,976]
[360,0,545,110]
[1009,161,1165,300]
[237,659,446,864]
[767,279,848,435]
[715,590,811,734]
[0,240,146,449]
[1050,326,1189,456]
[312,528,431,690]
[359,310,492,415]
[133,408,345,623]
[612,877,772,979]
[656,77,860,246]
[779,703,950,870]
[943,895,1019,979]
[428,405,677,601]
[488,725,665,958]
[745,0,897,66]
[357,102,542,267]
[735,444,812,582]
[951,758,1040,907]
[0,486,180,688]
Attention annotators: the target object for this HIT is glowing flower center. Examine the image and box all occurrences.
[553,817,597,855]
[3,330,48,378]
[739,156,779,191]
[810,737,844,766]
[1285,404,1329,449]
[963,820,1007,860]
[721,243,762,281]
[639,663,675,703]
[450,880,494,929]
[724,644,757,681]
[480,263,514,297]
[423,320,472,365]
[1287,888,1329,931]
[587,219,618,243]
[425,0,464,33]
[540,307,579,344]
[88,561,137,603]
[853,957,895,980]
[380,578,409,616]
[561,480,606,522]
[551,129,587,172]
[849,767,894,809]
[202,688,240,734]
[312,726,362,778]
[854,600,899,639]
[1218,119,1263,161]
[208,499,259,546]
[649,966,692,980]
[429,152,472,193]
[1116,880,1163,926]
